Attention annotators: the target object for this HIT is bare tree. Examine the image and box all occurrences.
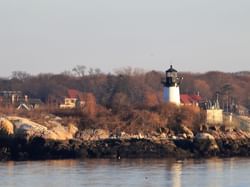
[72,65,86,77]
[94,68,101,75]
[88,68,94,75]
[114,67,133,76]
[11,71,31,81]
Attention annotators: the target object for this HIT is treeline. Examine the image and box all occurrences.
[1,66,250,111]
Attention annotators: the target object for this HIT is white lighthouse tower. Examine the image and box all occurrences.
[162,65,182,105]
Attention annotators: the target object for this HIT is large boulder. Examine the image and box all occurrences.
[50,123,78,141]
[7,116,78,141]
[44,120,78,140]
[0,118,14,136]
[8,116,49,139]
[194,133,219,155]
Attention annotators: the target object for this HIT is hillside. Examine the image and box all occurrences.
[0,68,249,112]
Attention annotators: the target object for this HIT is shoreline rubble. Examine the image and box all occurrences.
[1,116,250,161]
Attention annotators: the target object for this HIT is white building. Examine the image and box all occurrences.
[59,89,85,109]
[60,98,79,109]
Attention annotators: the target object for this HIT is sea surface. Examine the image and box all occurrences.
[0,158,250,187]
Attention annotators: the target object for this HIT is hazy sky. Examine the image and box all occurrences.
[0,0,250,76]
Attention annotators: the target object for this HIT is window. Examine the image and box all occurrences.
[167,72,177,77]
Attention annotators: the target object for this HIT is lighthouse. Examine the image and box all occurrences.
[162,65,182,105]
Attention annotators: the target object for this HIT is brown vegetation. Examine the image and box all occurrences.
[0,68,249,134]
[68,103,206,135]
[1,69,249,111]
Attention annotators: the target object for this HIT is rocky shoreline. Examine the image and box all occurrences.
[1,131,250,161]
[1,116,250,161]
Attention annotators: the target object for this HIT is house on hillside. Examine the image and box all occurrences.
[0,91,22,106]
[60,89,86,109]
[17,98,43,111]
[0,91,43,110]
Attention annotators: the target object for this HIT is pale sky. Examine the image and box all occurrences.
[0,0,250,76]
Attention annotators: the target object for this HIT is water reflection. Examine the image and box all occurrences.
[0,158,250,187]
[170,162,182,187]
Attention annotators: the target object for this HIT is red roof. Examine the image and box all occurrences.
[190,94,202,101]
[180,94,191,104]
[67,89,81,98]
[180,94,202,105]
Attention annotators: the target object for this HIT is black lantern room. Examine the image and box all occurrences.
[162,65,182,87]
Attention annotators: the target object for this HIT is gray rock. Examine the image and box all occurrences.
[7,116,78,140]
[194,133,219,154]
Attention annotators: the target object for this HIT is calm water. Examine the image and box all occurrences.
[0,158,250,187]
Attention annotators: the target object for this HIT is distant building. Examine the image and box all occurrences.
[60,89,85,109]
[0,91,22,105]
[0,91,42,110]
[60,98,79,109]
[206,108,223,124]
[204,99,223,124]
[17,98,43,111]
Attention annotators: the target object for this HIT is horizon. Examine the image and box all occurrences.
[1,65,250,79]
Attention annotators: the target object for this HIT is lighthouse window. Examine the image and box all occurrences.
[167,72,177,77]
